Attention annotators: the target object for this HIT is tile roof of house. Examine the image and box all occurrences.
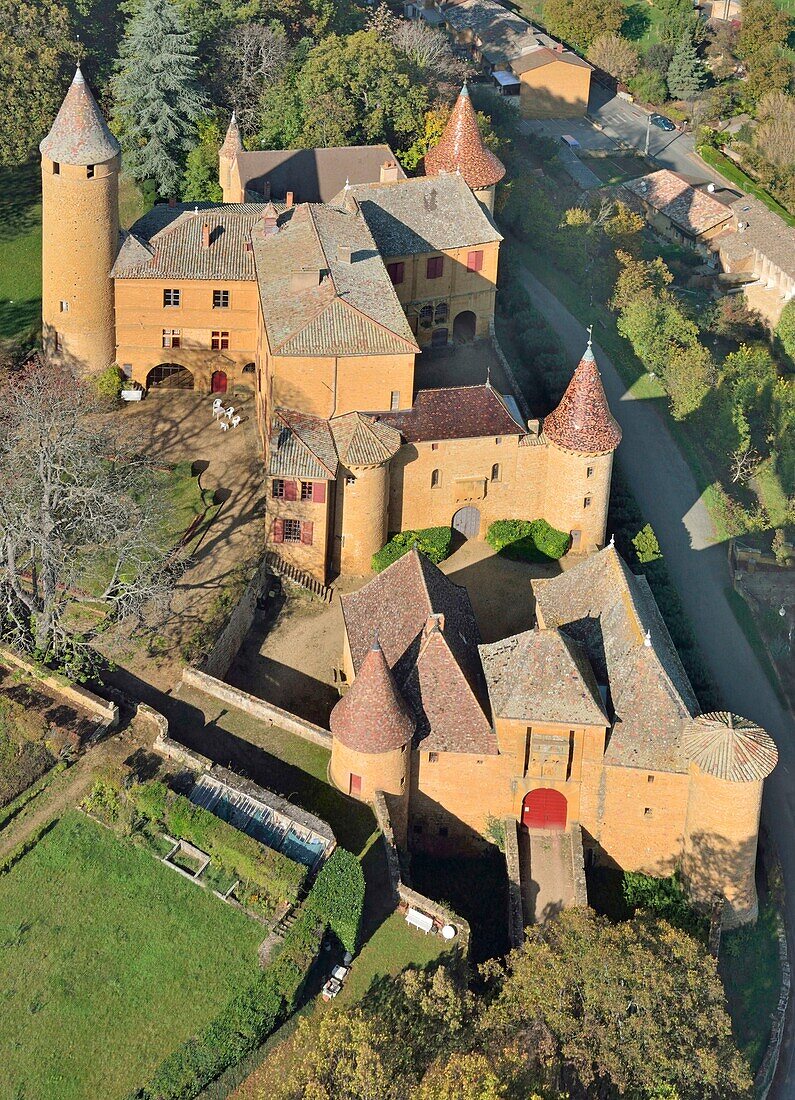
[543,343,622,454]
[330,412,402,467]
[533,545,699,772]
[378,385,525,442]
[235,145,403,203]
[112,203,264,280]
[253,202,419,357]
[715,194,795,281]
[480,627,608,726]
[443,0,537,65]
[220,112,244,159]
[340,549,497,754]
[40,65,120,166]
[330,638,416,753]
[268,409,338,479]
[683,713,777,782]
[622,170,733,238]
[339,175,502,256]
[510,45,592,73]
[424,85,506,190]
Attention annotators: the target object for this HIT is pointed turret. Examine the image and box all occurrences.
[220,111,243,159]
[543,340,622,454]
[40,64,120,166]
[424,85,506,202]
[219,112,244,202]
[330,638,415,754]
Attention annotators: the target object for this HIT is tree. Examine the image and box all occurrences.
[776,300,795,362]
[744,47,794,103]
[616,296,699,376]
[587,33,639,83]
[603,200,645,257]
[610,251,673,313]
[391,19,465,82]
[656,0,701,45]
[755,92,795,170]
[543,0,624,53]
[0,360,180,679]
[666,34,706,101]
[113,0,206,197]
[182,118,223,202]
[629,67,668,105]
[665,342,714,419]
[645,42,675,77]
[737,0,791,61]
[218,21,290,139]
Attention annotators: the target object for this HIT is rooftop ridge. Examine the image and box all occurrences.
[275,409,337,477]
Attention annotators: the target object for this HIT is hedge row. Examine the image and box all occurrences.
[305,847,365,955]
[372,527,453,573]
[486,518,570,563]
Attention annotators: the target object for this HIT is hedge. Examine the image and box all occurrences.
[305,847,365,955]
[486,519,570,562]
[372,528,453,573]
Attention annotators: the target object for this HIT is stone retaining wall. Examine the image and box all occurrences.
[755,913,791,1098]
[0,644,119,729]
[504,818,524,948]
[569,823,589,907]
[201,559,274,679]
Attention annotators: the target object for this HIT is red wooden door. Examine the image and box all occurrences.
[349,773,362,798]
[211,370,228,394]
[522,788,567,831]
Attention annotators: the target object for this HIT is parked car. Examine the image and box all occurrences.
[650,114,676,132]
[560,134,581,148]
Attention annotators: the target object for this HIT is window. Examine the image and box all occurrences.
[586,466,594,478]
[86,164,95,179]
[272,479,286,499]
[242,362,255,374]
[419,304,433,328]
[300,481,313,501]
[428,752,438,763]
[163,289,181,308]
[284,519,301,542]
[434,302,449,324]
[213,289,230,308]
[431,442,439,451]
[644,807,653,817]
[401,743,407,753]
[426,255,444,280]
[439,826,449,838]
[647,775,655,783]
[390,390,400,410]
[583,496,592,508]
[495,437,501,445]
[466,249,484,272]
[211,330,230,350]
[52,161,60,175]
[491,463,500,482]
[431,469,440,488]
[59,300,69,313]
[162,329,181,348]
[386,261,404,286]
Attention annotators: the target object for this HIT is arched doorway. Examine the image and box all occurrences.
[522,788,567,831]
[452,506,480,540]
[146,364,194,390]
[453,310,476,342]
[211,370,228,394]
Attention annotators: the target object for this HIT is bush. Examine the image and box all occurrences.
[372,527,453,573]
[306,847,365,954]
[92,364,124,401]
[486,519,570,563]
[623,870,708,940]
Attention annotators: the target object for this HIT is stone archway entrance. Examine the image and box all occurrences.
[453,310,476,342]
[211,370,228,394]
[522,788,567,831]
[452,506,480,540]
[146,364,194,390]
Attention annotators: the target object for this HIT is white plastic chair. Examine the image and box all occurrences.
[230,415,241,429]
[212,400,225,420]
[219,419,230,432]
[224,406,235,420]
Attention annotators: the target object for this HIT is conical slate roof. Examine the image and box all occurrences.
[330,638,415,754]
[220,112,243,159]
[543,342,622,454]
[424,85,506,190]
[40,65,120,166]
[683,712,778,782]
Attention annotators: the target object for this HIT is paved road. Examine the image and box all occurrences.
[520,265,795,1098]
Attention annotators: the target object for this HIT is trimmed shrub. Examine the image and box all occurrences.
[623,870,708,941]
[306,847,365,954]
[486,519,570,562]
[372,527,453,573]
[92,364,124,401]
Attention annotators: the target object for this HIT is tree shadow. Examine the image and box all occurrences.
[621,2,652,41]
[0,163,40,243]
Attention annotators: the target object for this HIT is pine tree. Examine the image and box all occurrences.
[666,35,706,101]
[113,0,205,197]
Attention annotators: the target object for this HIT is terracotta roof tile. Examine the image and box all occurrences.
[683,713,777,782]
[622,170,732,238]
[330,639,415,753]
[40,66,120,166]
[543,343,621,454]
[379,385,524,442]
[268,409,338,479]
[424,85,506,190]
[330,412,401,467]
[220,112,244,159]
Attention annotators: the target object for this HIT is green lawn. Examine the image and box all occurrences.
[586,155,655,186]
[720,904,782,1074]
[621,0,667,49]
[338,911,451,1005]
[0,811,263,1100]
[0,162,42,347]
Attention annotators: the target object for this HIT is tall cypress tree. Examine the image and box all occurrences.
[113,0,205,197]
[666,35,706,101]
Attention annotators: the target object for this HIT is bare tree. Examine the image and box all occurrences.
[754,91,795,170]
[0,359,181,679]
[730,445,760,484]
[391,19,468,82]
[587,33,640,84]
[220,22,290,139]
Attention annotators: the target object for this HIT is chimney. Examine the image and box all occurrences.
[337,244,353,264]
[291,267,321,292]
[526,417,541,436]
[168,197,176,208]
[380,160,400,183]
[423,612,445,638]
[554,41,564,52]
[285,190,294,209]
[201,223,211,249]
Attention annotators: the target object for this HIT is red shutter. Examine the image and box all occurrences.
[427,256,443,279]
[301,520,314,546]
[283,479,297,501]
[312,481,326,504]
[467,250,484,272]
[272,518,284,544]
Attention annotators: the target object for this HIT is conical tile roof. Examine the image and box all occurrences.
[683,712,778,782]
[330,638,415,753]
[424,85,506,190]
[543,342,622,454]
[40,65,120,166]
[330,412,401,467]
[220,112,243,159]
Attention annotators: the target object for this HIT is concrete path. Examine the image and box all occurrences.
[518,828,575,925]
[519,264,795,1098]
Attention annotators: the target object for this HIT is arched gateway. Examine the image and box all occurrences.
[522,788,567,831]
[146,364,194,390]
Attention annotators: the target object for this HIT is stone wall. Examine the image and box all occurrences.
[569,823,588,907]
[756,912,791,1099]
[504,817,524,949]
[0,645,119,730]
[200,558,273,679]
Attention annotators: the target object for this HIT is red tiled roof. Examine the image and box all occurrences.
[543,344,621,454]
[378,385,524,443]
[220,112,244,159]
[424,85,506,190]
[330,639,415,754]
[40,66,120,166]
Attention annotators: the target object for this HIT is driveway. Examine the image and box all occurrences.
[518,265,795,1098]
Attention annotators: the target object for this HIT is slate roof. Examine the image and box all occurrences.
[269,409,338,480]
[220,112,244,159]
[716,194,795,281]
[443,0,537,65]
[112,204,264,280]
[330,412,402,467]
[480,628,608,726]
[340,550,497,754]
[235,145,403,203]
[339,175,502,256]
[424,85,506,190]
[40,66,120,166]
[330,639,416,754]
[253,203,418,357]
[379,385,525,442]
[543,343,622,454]
[683,713,777,782]
[622,170,732,238]
[533,545,699,772]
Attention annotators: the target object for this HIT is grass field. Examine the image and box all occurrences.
[0,811,263,1100]
[621,0,667,49]
[338,912,451,1004]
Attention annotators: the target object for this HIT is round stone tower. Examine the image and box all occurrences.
[330,637,415,805]
[682,712,778,928]
[219,112,243,203]
[39,65,120,374]
[424,84,506,212]
[542,339,622,552]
